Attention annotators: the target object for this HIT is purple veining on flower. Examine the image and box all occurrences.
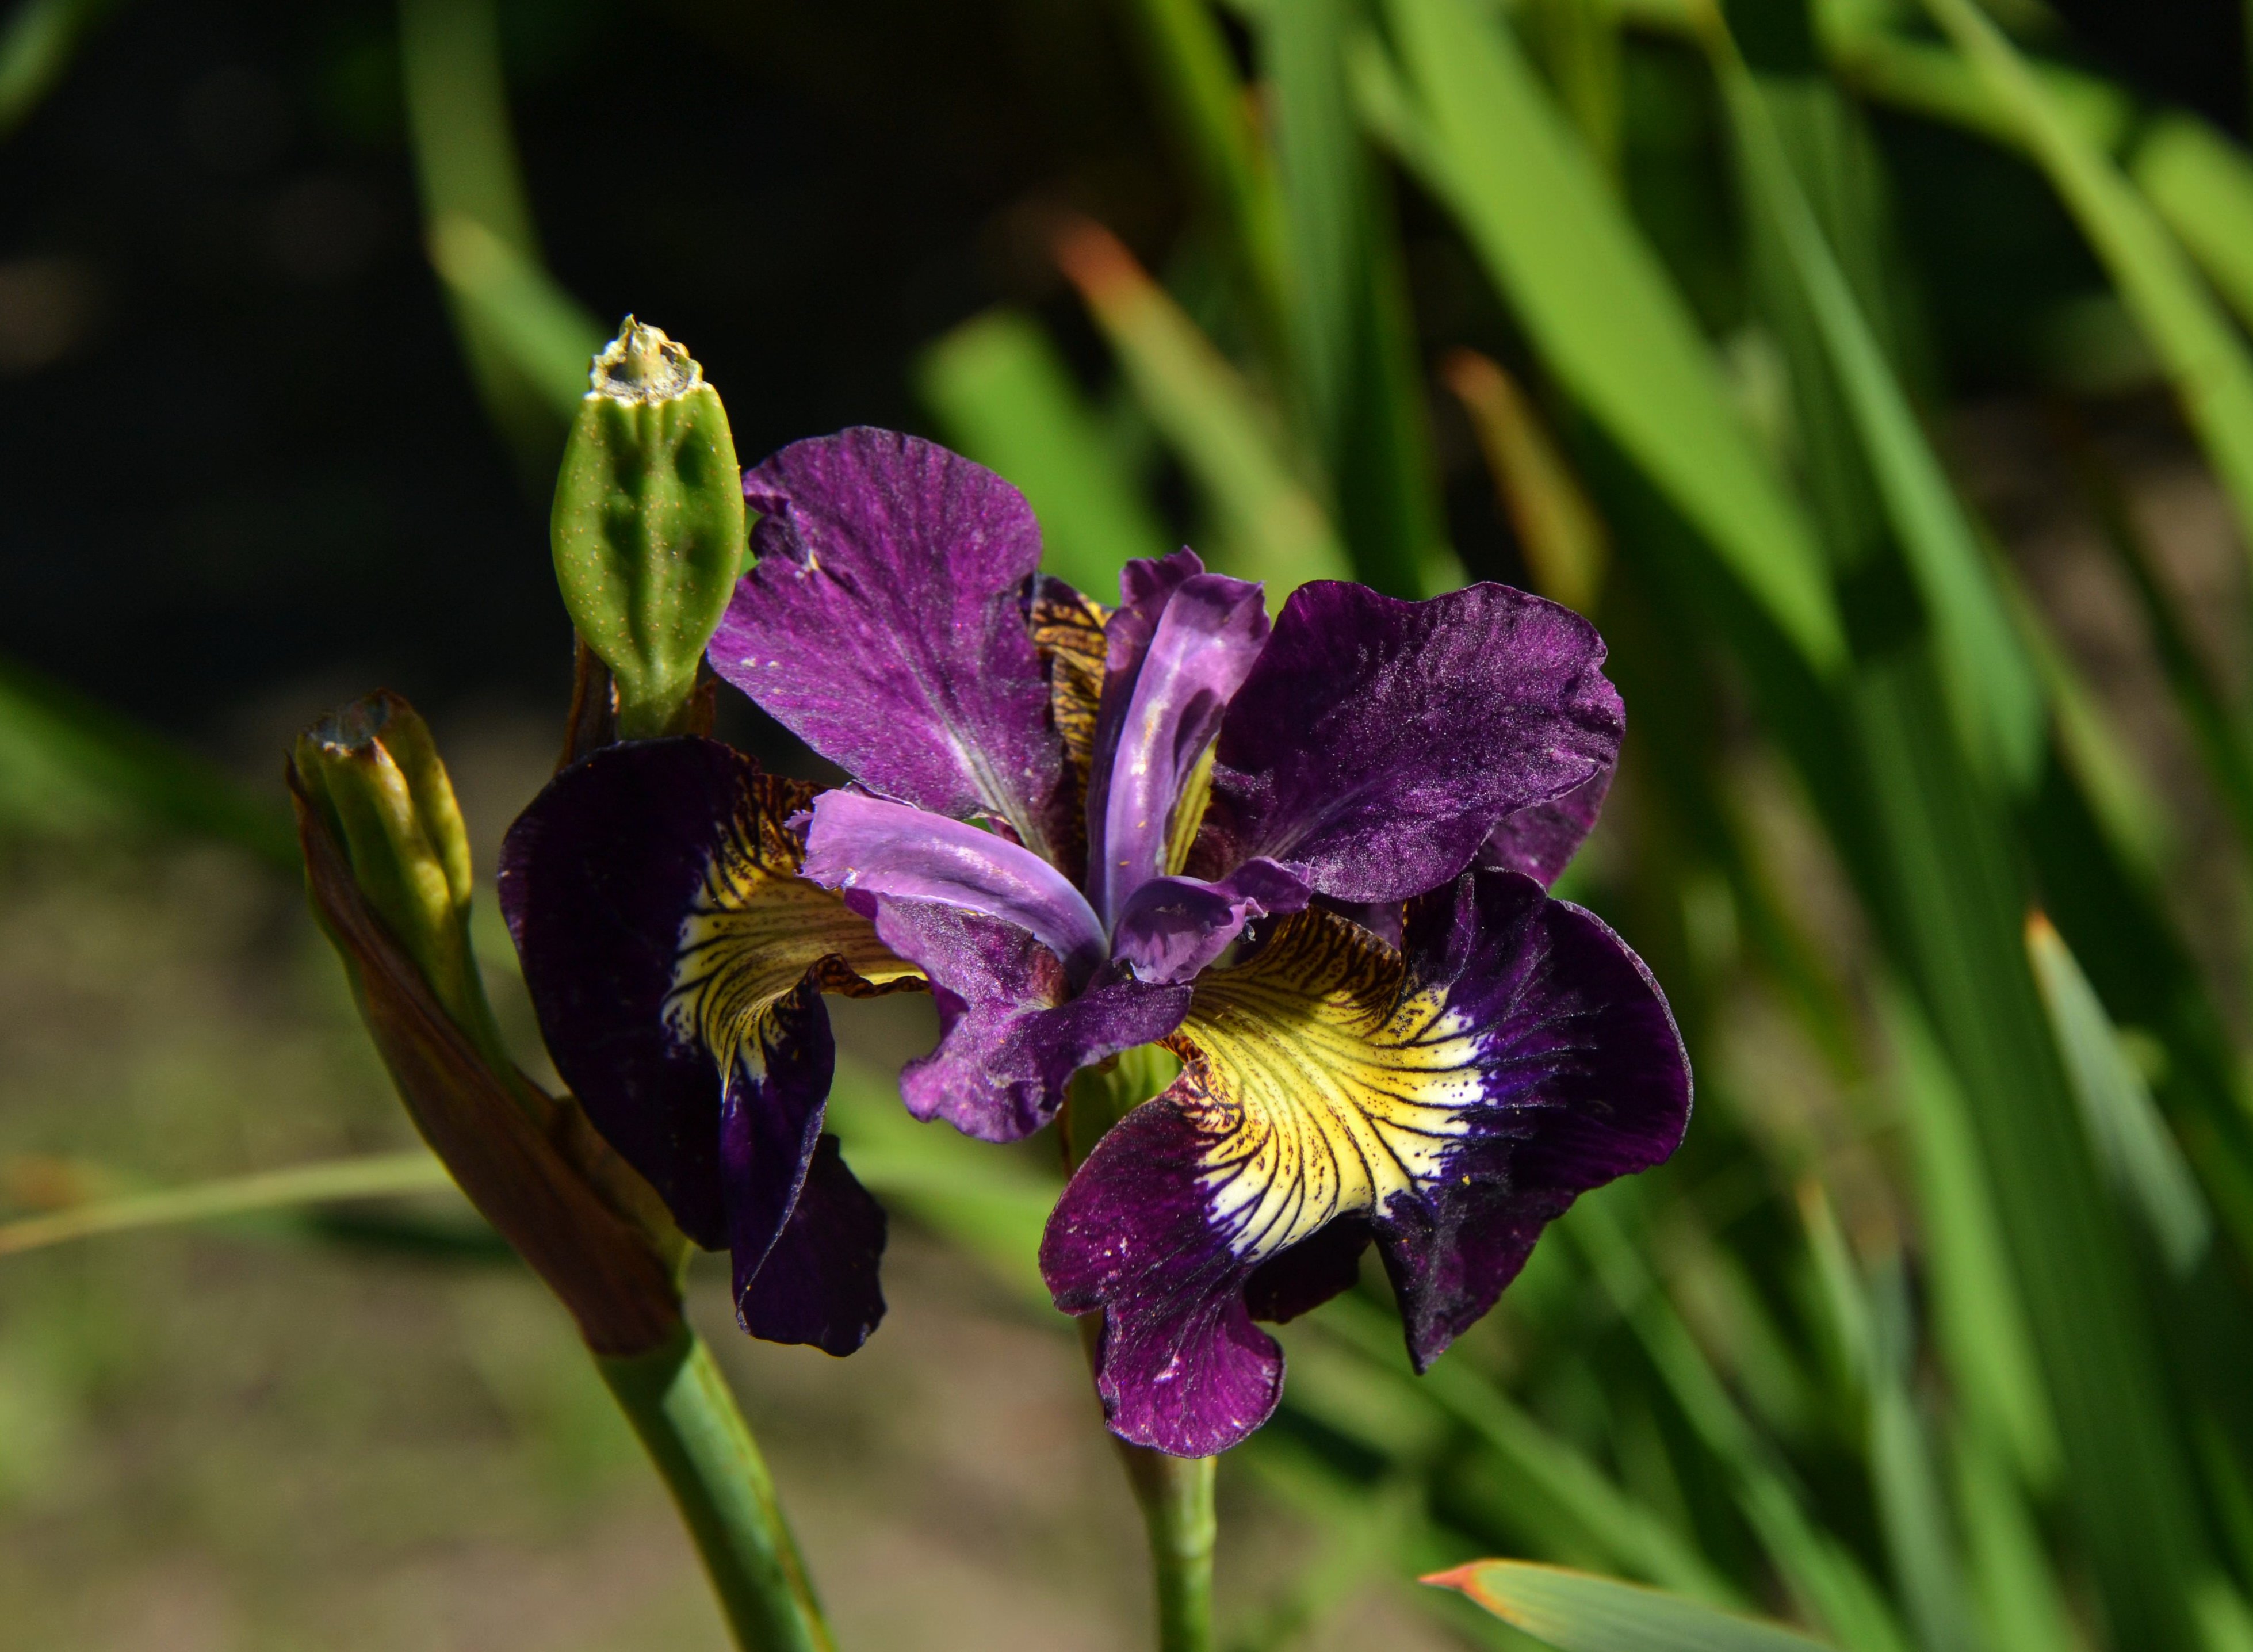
[498,428,1689,1448]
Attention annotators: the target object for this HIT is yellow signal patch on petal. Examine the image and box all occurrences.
[1171,908,1487,1265]
[665,773,920,1071]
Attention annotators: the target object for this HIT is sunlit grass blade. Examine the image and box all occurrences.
[1800,1186,1977,1652]
[1950,1429,2083,1652]
[1707,22,2041,787]
[1880,985,2057,1486]
[1056,217,1352,592]
[1426,1559,1835,1651]
[1918,0,2253,563]
[399,0,590,463]
[1444,349,1609,613]
[1267,0,1456,595]
[0,0,113,138]
[1570,1199,1911,1652]
[0,1152,453,1258]
[915,308,1171,598]
[1310,1291,1738,1603]
[2134,117,2253,339]
[0,653,297,870]
[1114,0,1292,364]
[426,212,604,420]
[2025,913,2213,1274]
[1365,0,1845,672]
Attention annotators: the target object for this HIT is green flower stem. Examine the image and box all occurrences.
[1123,1443,1218,1652]
[1066,1051,1217,1652]
[596,1324,835,1652]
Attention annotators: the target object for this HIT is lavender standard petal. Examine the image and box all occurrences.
[870,898,1191,1142]
[802,790,1108,986]
[710,430,1066,853]
[1108,859,1310,985]
[1086,552,1269,925]
[1194,582,1623,903]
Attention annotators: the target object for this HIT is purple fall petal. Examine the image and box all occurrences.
[1087,552,1269,926]
[1193,582,1623,904]
[1480,764,1615,889]
[498,739,793,1247]
[710,430,1066,853]
[802,790,1108,987]
[1108,859,1310,985]
[870,898,1192,1142]
[499,737,907,1358]
[1042,1098,1288,1457]
[1040,869,1689,1455]
[737,1134,888,1355]
[1376,869,1690,1368]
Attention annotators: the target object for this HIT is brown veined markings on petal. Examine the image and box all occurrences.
[1028,580,1109,789]
[1175,909,1486,1264]
[664,775,920,1069]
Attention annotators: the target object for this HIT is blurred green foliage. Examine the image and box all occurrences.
[14,0,2253,1649]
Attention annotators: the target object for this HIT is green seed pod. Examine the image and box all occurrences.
[551,319,746,739]
[290,690,498,1067]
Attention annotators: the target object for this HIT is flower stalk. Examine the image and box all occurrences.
[598,1325,836,1652]
[292,689,835,1652]
[1068,1053,1217,1652]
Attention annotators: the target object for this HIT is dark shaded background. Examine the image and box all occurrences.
[0,0,2237,747]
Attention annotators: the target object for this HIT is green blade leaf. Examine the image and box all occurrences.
[914,308,1172,598]
[1365,0,1844,671]
[1708,33,2042,786]
[1919,0,2253,568]
[427,212,605,421]
[0,0,115,139]
[2025,913,2213,1274]
[0,1152,453,1258]
[1427,1560,1834,1651]
[1058,218,1352,592]
[1267,0,1457,595]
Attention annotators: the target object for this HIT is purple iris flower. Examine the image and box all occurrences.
[499,429,1690,1451]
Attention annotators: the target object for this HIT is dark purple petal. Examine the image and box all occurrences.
[870,898,1192,1142]
[1194,582,1623,903]
[1042,1099,1287,1457]
[1375,869,1690,1368]
[737,1134,887,1356]
[498,739,912,1251]
[1041,871,1688,1454]
[1242,1217,1372,1323]
[1479,765,1614,889]
[802,790,1107,986]
[1108,859,1310,985]
[709,430,1066,854]
[1087,552,1268,926]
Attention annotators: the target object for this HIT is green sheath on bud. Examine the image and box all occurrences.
[552,318,745,739]
[290,691,506,1073]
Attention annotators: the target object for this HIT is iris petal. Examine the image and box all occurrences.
[1042,868,1689,1456]
[1087,552,1268,927]
[1108,859,1311,985]
[866,897,1192,1142]
[500,738,915,1352]
[709,430,1069,855]
[801,790,1109,986]
[1192,582,1623,903]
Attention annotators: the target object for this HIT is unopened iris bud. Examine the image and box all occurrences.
[552,319,746,740]
[290,690,505,1072]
